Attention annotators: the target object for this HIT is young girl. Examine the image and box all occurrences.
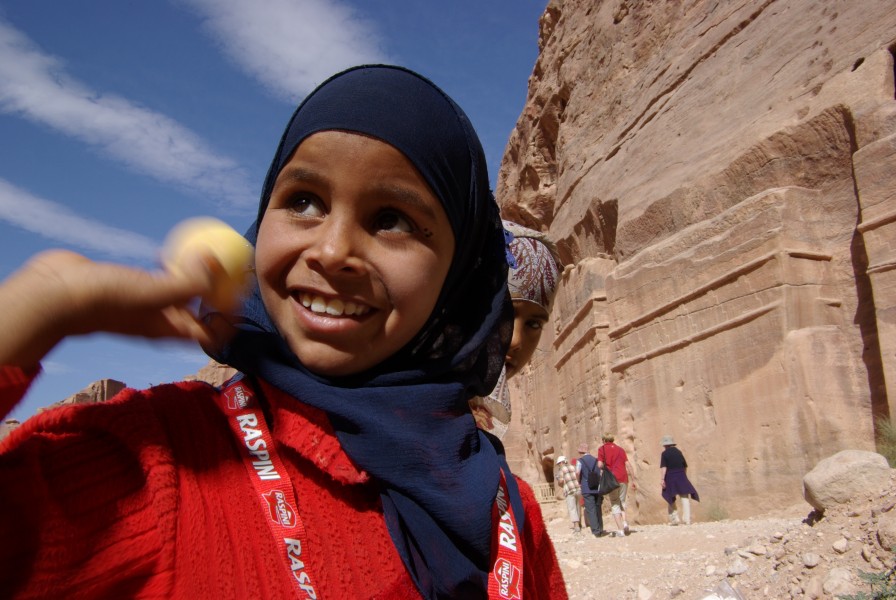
[470,221,562,439]
[0,66,566,599]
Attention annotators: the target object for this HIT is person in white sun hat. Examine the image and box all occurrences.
[661,435,700,525]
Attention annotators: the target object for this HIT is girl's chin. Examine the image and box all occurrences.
[287,342,376,378]
[296,356,363,377]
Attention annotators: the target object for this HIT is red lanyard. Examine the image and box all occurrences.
[217,376,524,600]
[216,377,320,600]
[488,470,525,599]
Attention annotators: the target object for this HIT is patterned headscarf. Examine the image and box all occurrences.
[503,220,562,312]
[470,222,562,440]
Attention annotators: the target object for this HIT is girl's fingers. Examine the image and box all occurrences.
[159,306,215,345]
[1,248,244,367]
[198,311,239,356]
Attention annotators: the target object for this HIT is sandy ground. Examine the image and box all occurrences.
[540,484,896,600]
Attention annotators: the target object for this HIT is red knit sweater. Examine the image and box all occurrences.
[0,367,567,599]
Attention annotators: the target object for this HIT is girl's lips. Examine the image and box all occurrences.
[296,291,371,317]
[289,293,375,337]
[504,359,517,376]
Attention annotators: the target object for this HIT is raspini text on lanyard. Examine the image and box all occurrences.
[216,376,319,599]
[217,375,525,600]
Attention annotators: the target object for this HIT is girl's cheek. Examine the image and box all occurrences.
[253,220,283,278]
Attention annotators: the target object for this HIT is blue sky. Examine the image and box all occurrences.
[0,0,546,421]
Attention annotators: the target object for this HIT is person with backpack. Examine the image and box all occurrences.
[575,442,605,537]
[598,432,636,537]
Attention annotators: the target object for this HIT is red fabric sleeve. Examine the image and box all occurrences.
[0,364,40,421]
[0,382,421,599]
[517,477,569,599]
[0,385,181,598]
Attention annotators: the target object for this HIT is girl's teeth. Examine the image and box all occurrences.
[300,293,368,316]
[310,297,327,313]
[325,299,344,315]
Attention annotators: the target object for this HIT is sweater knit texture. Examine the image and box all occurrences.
[0,366,567,599]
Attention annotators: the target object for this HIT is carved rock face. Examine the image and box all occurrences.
[498,0,896,521]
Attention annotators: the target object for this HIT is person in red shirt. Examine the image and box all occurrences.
[0,65,566,599]
[597,432,637,537]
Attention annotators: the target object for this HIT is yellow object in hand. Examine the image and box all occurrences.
[162,217,254,311]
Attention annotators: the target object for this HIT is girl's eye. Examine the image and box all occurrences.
[286,195,325,218]
[374,210,414,233]
[526,319,544,331]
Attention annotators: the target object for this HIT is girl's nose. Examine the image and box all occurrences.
[304,215,367,275]
[507,321,523,355]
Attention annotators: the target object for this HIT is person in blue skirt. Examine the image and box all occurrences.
[660,435,700,525]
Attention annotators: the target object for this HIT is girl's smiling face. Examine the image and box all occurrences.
[255,131,455,377]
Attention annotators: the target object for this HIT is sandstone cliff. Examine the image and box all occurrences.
[1,378,127,441]
[497,0,896,523]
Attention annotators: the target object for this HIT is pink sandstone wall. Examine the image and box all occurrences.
[498,0,896,522]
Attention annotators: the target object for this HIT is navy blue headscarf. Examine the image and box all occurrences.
[212,65,520,599]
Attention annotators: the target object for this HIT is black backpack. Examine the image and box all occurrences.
[585,457,601,489]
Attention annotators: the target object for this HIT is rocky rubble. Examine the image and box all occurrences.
[546,464,895,599]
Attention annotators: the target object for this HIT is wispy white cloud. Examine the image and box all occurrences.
[181,0,391,101]
[0,19,256,212]
[0,178,159,261]
[41,360,76,375]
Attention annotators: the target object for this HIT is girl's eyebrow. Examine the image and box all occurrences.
[275,166,440,220]
[370,183,439,220]
[275,166,322,188]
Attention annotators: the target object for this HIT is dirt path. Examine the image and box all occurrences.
[541,486,895,599]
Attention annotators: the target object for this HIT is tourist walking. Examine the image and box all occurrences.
[598,432,636,536]
[576,442,604,536]
[660,435,700,525]
[555,455,582,533]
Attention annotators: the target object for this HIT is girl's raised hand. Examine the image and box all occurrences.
[0,249,219,368]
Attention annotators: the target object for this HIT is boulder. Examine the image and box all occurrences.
[877,509,896,552]
[802,450,891,511]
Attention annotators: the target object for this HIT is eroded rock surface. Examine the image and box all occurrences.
[499,0,896,522]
